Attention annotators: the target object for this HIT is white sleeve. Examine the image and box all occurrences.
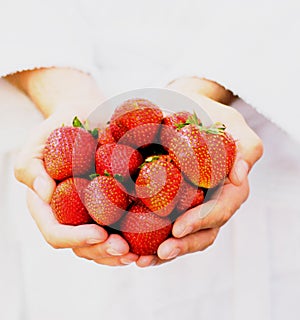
[0,0,97,77]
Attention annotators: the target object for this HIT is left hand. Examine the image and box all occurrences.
[136,77,263,267]
[11,67,139,267]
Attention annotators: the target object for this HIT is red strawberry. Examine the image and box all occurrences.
[176,180,205,213]
[135,155,182,217]
[84,175,129,226]
[121,201,172,255]
[160,111,201,151]
[164,114,236,188]
[50,177,92,225]
[44,117,97,180]
[95,142,143,179]
[162,111,196,128]
[97,126,115,147]
[109,98,163,147]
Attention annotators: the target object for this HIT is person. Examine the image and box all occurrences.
[0,1,299,319]
[6,67,261,268]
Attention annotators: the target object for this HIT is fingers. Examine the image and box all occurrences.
[157,228,220,260]
[136,255,175,268]
[73,234,139,266]
[172,178,249,238]
[28,182,138,267]
[72,233,129,260]
[15,154,56,203]
[27,189,108,248]
[235,125,264,170]
[228,153,249,186]
[14,112,79,203]
[92,253,139,267]
[135,228,219,267]
[14,117,60,203]
[136,255,158,268]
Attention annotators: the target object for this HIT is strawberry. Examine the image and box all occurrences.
[44,117,97,180]
[121,201,172,255]
[176,180,205,213]
[162,111,197,128]
[97,126,115,147]
[84,175,129,226]
[50,177,92,225]
[160,111,201,151]
[95,142,143,180]
[164,114,236,189]
[135,155,182,217]
[109,98,163,147]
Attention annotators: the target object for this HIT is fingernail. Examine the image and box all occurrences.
[120,258,134,265]
[165,248,180,260]
[235,159,249,183]
[107,247,124,256]
[86,238,105,245]
[150,259,157,266]
[174,225,193,238]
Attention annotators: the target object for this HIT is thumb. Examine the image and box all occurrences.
[14,148,56,203]
[14,116,62,203]
[228,154,249,186]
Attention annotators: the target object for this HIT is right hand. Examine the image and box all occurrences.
[135,77,263,267]
[15,111,138,266]
[12,67,138,266]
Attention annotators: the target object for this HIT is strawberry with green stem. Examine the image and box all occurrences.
[44,117,98,180]
[161,111,236,188]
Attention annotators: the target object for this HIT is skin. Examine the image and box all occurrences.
[8,68,263,267]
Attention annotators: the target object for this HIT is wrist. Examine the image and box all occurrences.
[6,67,104,118]
[167,76,235,106]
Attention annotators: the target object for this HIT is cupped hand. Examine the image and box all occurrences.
[15,109,138,267]
[135,77,263,267]
[12,68,139,266]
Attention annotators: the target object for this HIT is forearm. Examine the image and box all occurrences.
[5,67,104,118]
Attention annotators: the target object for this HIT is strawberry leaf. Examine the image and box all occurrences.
[114,174,125,182]
[72,116,85,129]
[175,123,186,129]
[186,111,201,125]
[73,117,99,138]
[145,155,160,163]
[89,173,100,180]
[104,170,111,177]
[175,110,201,129]
[201,122,226,135]
[89,128,99,139]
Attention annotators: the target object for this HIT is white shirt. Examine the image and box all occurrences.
[0,1,300,320]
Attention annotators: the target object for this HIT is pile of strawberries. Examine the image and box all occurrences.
[43,99,236,255]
